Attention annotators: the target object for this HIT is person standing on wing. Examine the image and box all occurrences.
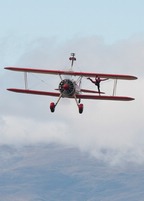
[87,76,108,94]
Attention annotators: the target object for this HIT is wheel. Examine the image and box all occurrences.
[50,102,55,112]
[78,104,83,114]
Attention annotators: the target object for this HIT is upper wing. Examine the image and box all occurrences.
[7,88,134,101]
[5,67,137,80]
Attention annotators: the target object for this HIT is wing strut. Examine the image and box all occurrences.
[113,79,118,96]
[24,72,28,89]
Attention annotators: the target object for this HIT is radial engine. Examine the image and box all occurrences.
[59,79,75,96]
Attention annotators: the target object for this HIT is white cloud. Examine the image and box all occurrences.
[1,35,144,165]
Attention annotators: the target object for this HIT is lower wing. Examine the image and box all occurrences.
[7,88,134,101]
[80,89,105,94]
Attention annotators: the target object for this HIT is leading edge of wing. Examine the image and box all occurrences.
[76,94,134,101]
[7,88,134,101]
[5,67,137,80]
[7,88,60,97]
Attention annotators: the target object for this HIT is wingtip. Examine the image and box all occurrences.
[7,88,14,92]
[7,88,21,93]
[133,76,138,80]
[4,67,9,70]
[130,98,135,101]
[4,67,13,70]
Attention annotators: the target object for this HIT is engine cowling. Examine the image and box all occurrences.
[59,79,75,96]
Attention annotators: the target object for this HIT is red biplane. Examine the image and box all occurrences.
[5,53,137,114]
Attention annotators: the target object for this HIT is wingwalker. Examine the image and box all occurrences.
[5,53,137,114]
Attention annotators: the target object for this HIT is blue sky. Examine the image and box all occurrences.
[1,0,144,165]
[0,0,144,43]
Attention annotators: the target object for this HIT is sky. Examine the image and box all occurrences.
[1,0,144,166]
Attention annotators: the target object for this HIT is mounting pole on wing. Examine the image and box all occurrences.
[69,53,76,70]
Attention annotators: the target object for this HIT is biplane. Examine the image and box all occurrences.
[5,53,137,114]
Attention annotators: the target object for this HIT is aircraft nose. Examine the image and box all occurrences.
[63,83,69,90]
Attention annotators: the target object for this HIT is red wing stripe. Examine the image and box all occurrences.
[80,89,105,94]
[7,88,60,97]
[5,67,137,80]
[75,94,134,101]
[7,88,134,101]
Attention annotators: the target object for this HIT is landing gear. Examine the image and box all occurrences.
[50,82,84,114]
[50,93,63,113]
[50,100,84,114]
[73,95,84,114]
[78,103,83,114]
[50,102,55,113]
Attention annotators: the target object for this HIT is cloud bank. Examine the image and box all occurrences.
[1,35,144,165]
